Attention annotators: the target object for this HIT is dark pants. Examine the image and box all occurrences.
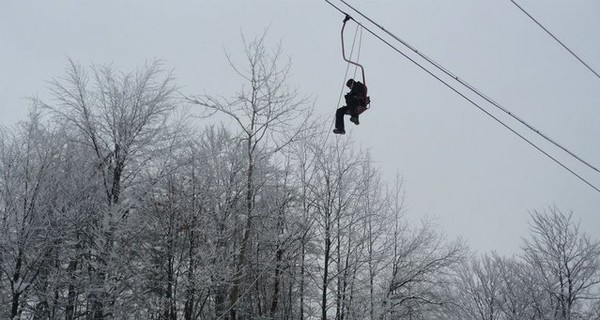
[335,96,361,131]
[335,105,357,131]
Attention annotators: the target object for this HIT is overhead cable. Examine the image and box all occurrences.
[510,0,600,82]
[322,0,600,194]
[337,0,600,176]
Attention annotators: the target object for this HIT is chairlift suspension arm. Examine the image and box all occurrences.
[341,15,366,85]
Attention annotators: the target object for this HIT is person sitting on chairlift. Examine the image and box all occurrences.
[333,78,368,135]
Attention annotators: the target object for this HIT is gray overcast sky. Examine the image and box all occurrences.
[2,0,599,254]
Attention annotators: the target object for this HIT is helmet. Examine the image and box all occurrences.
[346,79,355,87]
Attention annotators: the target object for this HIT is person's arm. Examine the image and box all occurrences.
[351,83,367,97]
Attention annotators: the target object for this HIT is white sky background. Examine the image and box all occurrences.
[1,0,599,255]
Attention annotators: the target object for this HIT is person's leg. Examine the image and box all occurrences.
[348,100,360,125]
[335,106,349,133]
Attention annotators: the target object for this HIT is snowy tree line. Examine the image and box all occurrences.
[1,35,599,320]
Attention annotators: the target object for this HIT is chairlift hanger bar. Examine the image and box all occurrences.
[341,15,366,85]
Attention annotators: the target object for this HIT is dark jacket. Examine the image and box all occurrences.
[345,81,368,107]
[348,81,367,99]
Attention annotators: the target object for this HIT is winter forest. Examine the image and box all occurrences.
[1,34,599,320]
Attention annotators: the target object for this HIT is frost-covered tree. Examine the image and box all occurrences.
[41,59,179,319]
[453,253,505,320]
[188,31,313,320]
[522,207,600,320]
[0,111,67,319]
[378,218,466,320]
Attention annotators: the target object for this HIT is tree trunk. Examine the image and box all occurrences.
[230,146,255,320]
[184,228,196,320]
[322,236,331,320]
[269,248,284,317]
[300,241,306,320]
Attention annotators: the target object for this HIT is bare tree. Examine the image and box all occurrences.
[365,175,406,320]
[379,218,466,320]
[335,153,391,320]
[454,253,505,320]
[0,110,72,319]
[187,31,313,320]
[296,137,390,320]
[288,133,324,320]
[183,126,245,320]
[522,207,600,320]
[495,255,542,320]
[306,139,365,320]
[41,59,178,319]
